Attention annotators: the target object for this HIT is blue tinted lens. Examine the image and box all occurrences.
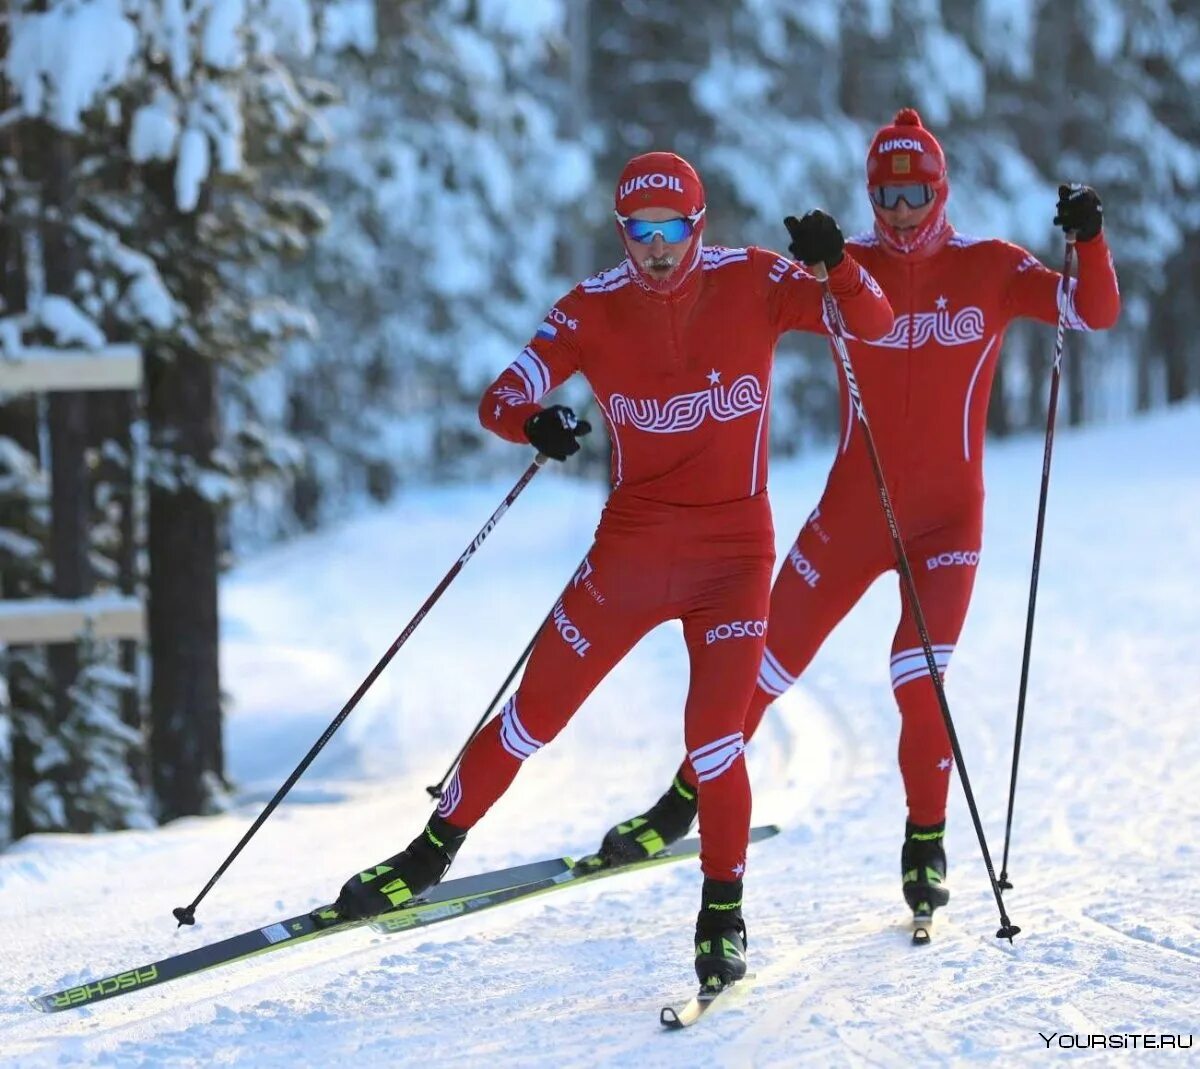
[871,184,933,209]
[623,217,693,244]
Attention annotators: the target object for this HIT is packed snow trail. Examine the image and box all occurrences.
[2,405,1197,1066]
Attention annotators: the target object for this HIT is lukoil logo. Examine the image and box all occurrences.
[878,138,925,153]
[619,173,685,198]
[552,600,591,657]
[705,619,767,645]
[926,550,980,570]
[788,545,821,587]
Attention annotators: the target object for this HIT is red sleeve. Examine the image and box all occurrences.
[1003,234,1120,331]
[478,289,585,444]
[759,247,894,340]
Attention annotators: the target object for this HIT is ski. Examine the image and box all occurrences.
[29,854,570,1014]
[661,978,743,1029]
[911,910,935,945]
[369,823,781,935]
[33,824,781,1012]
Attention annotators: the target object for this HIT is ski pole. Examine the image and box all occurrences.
[997,235,1077,890]
[424,549,595,799]
[173,453,550,926]
[816,265,1019,942]
[426,620,542,799]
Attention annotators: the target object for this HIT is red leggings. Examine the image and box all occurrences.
[438,500,774,881]
[680,489,980,826]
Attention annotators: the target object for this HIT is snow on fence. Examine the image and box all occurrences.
[1,345,144,643]
[0,594,144,644]
[0,344,142,393]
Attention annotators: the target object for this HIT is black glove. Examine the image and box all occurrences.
[1054,183,1103,241]
[784,210,845,269]
[524,405,592,461]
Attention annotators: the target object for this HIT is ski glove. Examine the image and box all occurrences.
[1054,184,1103,241]
[524,405,592,461]
[784,210,845,270]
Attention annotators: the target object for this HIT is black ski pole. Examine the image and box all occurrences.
[998,235,1077,890]
[173,453,549,926]
[816,265,1019,942]
[425,549,595,799]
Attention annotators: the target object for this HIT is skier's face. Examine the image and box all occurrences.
[875,195,935,234]
[621,207,696,282]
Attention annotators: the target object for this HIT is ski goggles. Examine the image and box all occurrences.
[869,184,935,210]
[615,208,705,244]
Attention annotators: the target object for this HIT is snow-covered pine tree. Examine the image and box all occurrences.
[685,0,873,452]
[949,0,1200,424]
[0,2,151,838]
[4,0,333,821]
[264,0,595,535]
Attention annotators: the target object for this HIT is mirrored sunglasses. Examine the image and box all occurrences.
[615,209,705,244]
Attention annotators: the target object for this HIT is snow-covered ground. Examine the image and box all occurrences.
[3,403,1198,1066]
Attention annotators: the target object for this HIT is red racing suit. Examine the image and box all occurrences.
[438,247,893,881]
[680,229,1120,826]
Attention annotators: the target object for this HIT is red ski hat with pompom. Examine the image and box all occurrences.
[866,107,947,186]
[866,108,951,258]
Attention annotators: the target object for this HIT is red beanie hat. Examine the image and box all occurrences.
[866,108,951,258]
[866,107,947,186]
[615,151,705,218]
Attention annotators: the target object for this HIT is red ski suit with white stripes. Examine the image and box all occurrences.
[679,229,1120,825]
[438,247,893,881]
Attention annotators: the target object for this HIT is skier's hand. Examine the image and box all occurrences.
[1054,184,1103,241]
[524,405,592,461]
[784,210,845,269]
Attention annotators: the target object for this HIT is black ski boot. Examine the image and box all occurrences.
[694,877,747,989]
[335,814,467,920]
[901,820,950,915]
[596,775,698,866]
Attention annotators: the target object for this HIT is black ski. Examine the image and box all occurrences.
[369,823,781,934]
[33,825,781,1012]
[29,854,570,1013]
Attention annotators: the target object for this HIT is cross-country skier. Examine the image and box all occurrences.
[331,150,894,988]
[597,109,1121,925]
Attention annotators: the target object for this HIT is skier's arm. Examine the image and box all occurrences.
[765,212,894,340]
[479,291,585,445]
[1004,185,1120,331]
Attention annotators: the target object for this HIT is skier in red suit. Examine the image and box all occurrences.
[601,109,1121,921]
[333,150,894,987]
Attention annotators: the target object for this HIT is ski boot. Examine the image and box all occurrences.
[694,877,747,990]
[335,814,467,920]
[594,774,697,867]
[902,820,950,917]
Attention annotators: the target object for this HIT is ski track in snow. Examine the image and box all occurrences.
[2,405,1198,1067]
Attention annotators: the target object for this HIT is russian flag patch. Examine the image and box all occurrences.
[535,321,557,340]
